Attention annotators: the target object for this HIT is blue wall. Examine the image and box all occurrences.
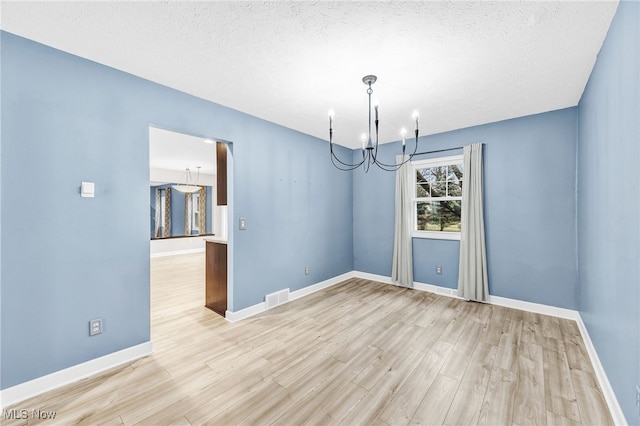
[0,30,3,391]
[577,1,639,423]
[0,32,353,389]
[231,120,354,309]
[354,108,578,309]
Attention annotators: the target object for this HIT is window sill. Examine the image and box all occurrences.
[412,231,461,241]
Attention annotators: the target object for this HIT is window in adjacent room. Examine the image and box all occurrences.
[191,192,200,234]
[412,155,464,240]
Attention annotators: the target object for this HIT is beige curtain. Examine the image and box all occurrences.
[199,186,206,235]
[458,143,489,301]
[392,155,413,287]
[164,188,171,237]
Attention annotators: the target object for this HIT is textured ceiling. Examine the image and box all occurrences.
[0,1,619,148]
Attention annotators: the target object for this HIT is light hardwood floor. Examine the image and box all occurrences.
[4,253,613,425]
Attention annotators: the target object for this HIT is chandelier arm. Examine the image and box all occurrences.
[330,141,367,170]
[330,126,367,169]
[331,152,367,171]
[371,155,407,172]
[370,129,420,169]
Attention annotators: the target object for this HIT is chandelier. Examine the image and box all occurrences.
[172,166,202,193]
[329,75,420,172]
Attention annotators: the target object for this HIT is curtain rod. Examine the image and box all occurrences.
[413,146,464,156]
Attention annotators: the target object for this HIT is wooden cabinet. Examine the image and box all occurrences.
[205,240,227,317]
[216,142,227,206]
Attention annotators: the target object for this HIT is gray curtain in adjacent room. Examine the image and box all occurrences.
[392,155,413,287]
[458,143,489,302]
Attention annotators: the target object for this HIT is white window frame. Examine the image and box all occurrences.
[411,154,463,240]
[191,192,200,233]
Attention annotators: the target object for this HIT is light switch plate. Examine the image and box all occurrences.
[81,181,95,198]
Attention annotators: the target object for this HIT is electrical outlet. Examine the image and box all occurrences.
[89,318,103,336]
[305,266,310,275]
[239,217,247,230]
[635,385,640,414]
[436,266,443,275]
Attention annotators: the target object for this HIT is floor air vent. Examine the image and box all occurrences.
[265,289,289,309]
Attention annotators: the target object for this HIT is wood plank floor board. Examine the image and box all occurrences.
[352,333,424,392]
[339,348,426,426]
[480,304,508,347]
[570,369,615,426]
[439,319,484,381]
[413,295,457,329]
[477,367,518,426]
[378,340,453,425]
[443,342,497,426]
[563,340,592,372]
[493,318,522,372]
[4,253,614,425]
[512,342,546,426]
[546,410,582,426]
[409,373,460,426]
[270,372,363,426]
[409,322,445,353]
[543,348,581,422]
[522,311,543,345]
[304,381,369,425]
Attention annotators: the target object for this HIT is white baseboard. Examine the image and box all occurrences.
[354,270,624,424]
[353,271,578,320]
[575,316,627,425]
[487,294,580,321]
[353,272,461,299]
[353,271,393,285]
[150,248,204,258]
[225,302,266,323]
[0,341,152,409]
[225,271,355,323]
[290,272,355,301]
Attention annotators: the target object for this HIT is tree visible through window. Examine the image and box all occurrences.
[413,155,463,236]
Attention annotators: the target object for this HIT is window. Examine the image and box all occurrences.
[412,155,463,240]
[191,192,200,233]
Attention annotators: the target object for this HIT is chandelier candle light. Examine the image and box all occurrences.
[329,75,420,172]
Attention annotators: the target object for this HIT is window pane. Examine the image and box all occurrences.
[450,164,463,196]
[416,168,435,183]
[416,200,462,232]
[416,181,430,197]
[447,181,462,197]
[431,180,447,197]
